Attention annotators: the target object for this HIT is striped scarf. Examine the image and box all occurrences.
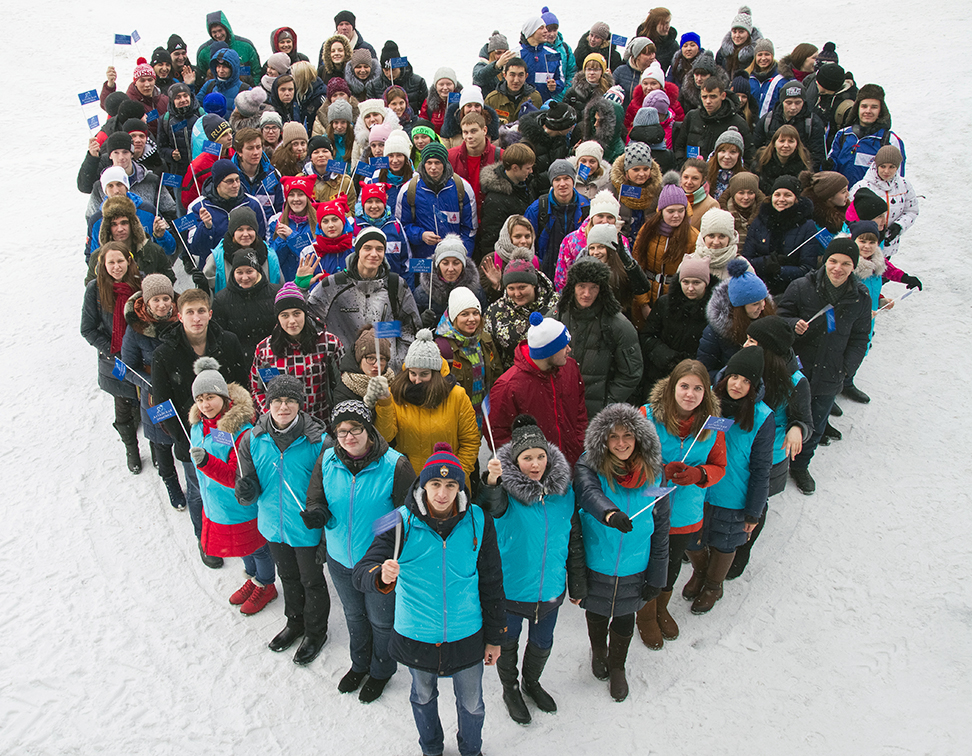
[438,317,485,422]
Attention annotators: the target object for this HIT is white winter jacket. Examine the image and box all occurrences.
[850,165,919,257]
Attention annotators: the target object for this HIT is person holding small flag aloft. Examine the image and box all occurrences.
[303,400,415,702]
[235,374,330,665]
[352,442,505,756]
[640,359,726,647]
[573,403,671,702]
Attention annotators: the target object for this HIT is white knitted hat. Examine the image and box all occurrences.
[358,98,386,119]
[460,85,484,108]
[448,287,481,318]
[589,189,620,219]
[574,140,604,162]
[383,129,413,157]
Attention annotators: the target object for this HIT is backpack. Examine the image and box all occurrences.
[405,174,466,221]
[535,194,590,234]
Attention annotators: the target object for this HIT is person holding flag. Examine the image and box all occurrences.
[303,400,415,702]
[573,403,672,702]
[235,374,330,665]
[640,359,726,647]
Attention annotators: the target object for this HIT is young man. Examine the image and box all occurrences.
[524,159,590,280]
[83,132,176,221]
[447,113,502,219]
[517,102,577,191]
[484,58,543,125]
[195,11,261,79]
[519,17,564,103]
[473,31,513,97]
[84,195,175,285]
[85,166,175,261]
[476,143,539,261]
[676,77,753,164]
[827,83,906,186]
[488,312,588,466]
[353,444,505,756]
[753,81,827,169]
[326,10,378,59]
[231,128,283,223]
[167,34,197,86]
[151,288,248,565]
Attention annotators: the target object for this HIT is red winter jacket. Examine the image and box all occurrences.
[448,139,501,216]
[487,342,588,466]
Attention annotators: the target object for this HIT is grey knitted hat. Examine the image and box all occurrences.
[403,329,442,371]
[328,99,353,124]
[265,374,305,405]
[586,223,619,251]
[715,126,745,152]
[191,357,229,400]
[547,158,576,182]
[510,414,549,462]
[623,141,653,172]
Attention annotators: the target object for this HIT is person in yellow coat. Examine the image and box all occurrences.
[366,328,481,488]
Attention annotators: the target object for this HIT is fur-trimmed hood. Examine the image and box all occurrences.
[705,277,774,341]
[319,34,352,78]
[610,155,663,210]
[583,402,662,473]
[479,162,515,196]
[855,248,886,280]
[124,290,178,338]
[188,382,255,432]
[344,59,382,98]
[557,258,621,317]
[497,439,571,503]
[582,96,622,152]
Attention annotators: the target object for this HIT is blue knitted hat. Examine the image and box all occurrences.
[727,258,768,307]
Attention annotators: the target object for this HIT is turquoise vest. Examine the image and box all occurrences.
[250,431,323,547]
[771,371,805,465]
[709,402,774,511]
[191,420,253,525]
[579,473,660,578]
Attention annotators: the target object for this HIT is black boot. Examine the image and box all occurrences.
[608,630,633,702]
[338,669,367,693]
[269,619,304,652]
[586,613,610,681]
[293,632,327,665]
[150,443,159,469]
[727,509,765,579]
[358,675,391,703]
[789,466,815,495]
[162,474,187,511]
[496,641,530,724]
[521,642,556,713]
[113,421,142,474]
[842,383,870,404]
[823,423,842,441]
[198,540,223,569]
[829,401,843,417]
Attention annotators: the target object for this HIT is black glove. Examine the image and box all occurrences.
[420,308,438,329]
[641,583,661,602]
[606,509,633,533]
[300,508,328,530]
[884,222,902,243]
[191,271,210,293]
[901,274,922,291]
[763,254,781,280]
[235,476,262,504]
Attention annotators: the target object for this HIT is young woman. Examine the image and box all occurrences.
[777,43,818,82]
[668,32,703,87]
[307,196,354,277]
[235,374,330,665]
[416,235,485,325]
[419,67,460,135]
[610,141,663,242]
[564,53,613,123]
[384,86,415,134]
[325,99,355,164]
[354,182,411,278]
[484,261,557,370]
[369,330,480,486]
[574,403,671,700]
[260,111,283,155]
[345,49,382,101]
[480,215,540,303]
[755,125,813,197]
[680,158,719,230]
[554,190,627,292]
[695,346,774,613]
[479,416,574,723]
[270,74,300,123]
[749,40,783,118]
[570,141,614,200]
[715,7,762,78]
[637,7,680,70]
[686,207,743,281]
[332,326,394,405]
[304,400,415,702]
[641,360,726,646]
[318,33,352,81]
[269,175,318,281]
[80,242,142,473]
[204,205,282,295]
[188,358,276,615]
[270,122,309,177]
[575,223,651,317]
[719,171,764,247]
[706,127,746,199]
[365,130,414,211]
[849,145,919,258]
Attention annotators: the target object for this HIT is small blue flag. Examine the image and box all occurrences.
[146,109,158,123]
[620,184,641,199]
[576,163,591,181]
[131,29,141,43]
[258,367,280,384]
[171,119,188,132]
[160,172,181,188]
[114,34,132,45]
[825,308,836,333]
[173,215,196,233]
[370,156,389,169]
[371,509,402,536]
[112,357,127,380]
[389,56,408,69]
[327,159,348,174]
[147,399,177,424]
[210,429,234,446]
[546,53,561,62]
[373,321,402,339]
[262,173,279,191]
[899,288,916,301]
[78,89,99,106]
[703,416,735,433]
[407,257,433,273]
[354,161,374,177]
[686,145,700,159]
[87,114,100,130]
[240,66,251,76]
[818,229,834,248]
[642,485,677,499]
[448,92,461,104]
[290,231,312,249]
[202,140,222,156]
[611,34,628,47]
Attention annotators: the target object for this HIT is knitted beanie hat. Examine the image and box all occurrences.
[383,129,413,157]
[692,50,717,74]
[204,115,231,142]
[460,85,484,108]
[124,119,149,135]
[434,235,467,267]
[488,30,510,53]
[328,99,353,123]
[771,174,802,197]
[806,171,847,202]
[815,63,845,92]
[852,187,888,220]
[640,64,665,88]
[100,165,130,192]
[725,345,764,386]
[541,7,559,26]
[349,48,372,69]
[677,255,711,283]
[589,189,620,219]
[231,248,261,272]
[235,87,267,117]
[589,21,610,40]
[266,52,290,75]
[369,123,394,144]
[727,257,768,306]
[574,140,604,162]
[354,226,387,253]
[623,141,653,172]
[699,208,737,240]
[747,315,794,356]
[331,399,373,432]
[432,66,458,86]
[527,311,569,360]
[730,5,754,33]
[279,122,309,152]
[817,41,839,65]
[265,374,305,405]
[141,273,174,302]
[503,259,539,287]
[327,77,351,99]
[510,414,549,461]
[354,324,391,361]
[191,356,229,399]
[715,126,745,152]
[541,102,577,130]
[826,237,860,268]
[633,107,660,128]
[522,16,545,39]
[379,40,402,69]
[548,158,576,182]
[319,195,348,220]
[849,220,880,240]
[227,205,259,238]
[419,442,465,490]
[133,57,156,82]
[421,141,449,166]
[335,10,356,27]
[203,92,228,116]
[282,174,316,200]
[680,32,701,48]
[874,145,902,168]
[274,282,307,315]
[586,223,618,251]
[657,171,688,209]
[210,158,240,187]
[781,81,805,101]
[644,89,671,118]
[726,171,759,197]
[754,38,774,56]
[584,53,608,72]
[627,37,653,61]
[448,286,481,318]
[403,329,442,370]
[260,110,284,128]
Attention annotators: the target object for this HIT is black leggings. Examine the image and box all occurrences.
[150,441,177,479]
[113,396,138,425]
[665,531,695,591]
[586,610,635,636]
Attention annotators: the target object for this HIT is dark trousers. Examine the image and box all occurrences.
[665,530,701,590]
[267,541,330,638]
[113,396,138,429]
[150,441,176,479]
[792,393,836,471]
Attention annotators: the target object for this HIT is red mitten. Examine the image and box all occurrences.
[672,465,703,486]
[664,461,687,481]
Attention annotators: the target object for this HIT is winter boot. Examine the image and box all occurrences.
[338,668,367,693]
[842,383,870,404]
[521,642,556,713]
[691,550,737,614]
[162,474,187,511]
[823,423,842,441]
[607,629,633,702]
[682,548,710,600]
[241,581,278,615]
[198,540,223,569]
[269,619,304,652]
[293,632,327,665]
[229,578,256,605]
[656,590,679,640]
[150,443,159,469]
[727,511,765,579]
[586,613,610,681]
[635,600,663,649]
[359,675,391,703]
[113,421,142,474]
[789,466,815,495]
[496,641,530,724]
[829,401,843,417]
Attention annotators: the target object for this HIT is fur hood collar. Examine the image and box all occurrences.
[188,382,255,432]
[610,155,662,209]
[856,249,886,279]
[706,279,774,341]
[124,290,178,337]
[344,59,382,98]
[354,104,400,148]
[420,257,481,306]
[583,402,662,473]
[479,162,514,196]
[497,440,571,503]
[583,96,620,148]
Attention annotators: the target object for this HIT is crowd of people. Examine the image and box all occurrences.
[78,7,923,755]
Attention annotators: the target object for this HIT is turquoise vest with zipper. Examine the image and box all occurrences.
[394,503,485,644]
[321,445,404,568]
[643,405,717,529]
[579,473,660,578]
[495,486,574,604]
[191,420,253,525]
[771,371,805,465]
[250,431,323,547]
[709,402,774,510]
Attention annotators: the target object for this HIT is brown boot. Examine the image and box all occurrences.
[586,613,610,681]
[608,629,633,702]
[656,590,679,640]
[635,600,663,650]
[682,547,709,600]
[691,549,737,614]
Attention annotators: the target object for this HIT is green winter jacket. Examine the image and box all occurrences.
[196,11,261,78]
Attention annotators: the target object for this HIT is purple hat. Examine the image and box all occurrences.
[274,282,306,314]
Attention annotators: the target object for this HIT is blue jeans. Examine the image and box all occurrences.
[327,554,397,680]
[242,543,276,585]
[505,607,559,650]
[182,460,203,539]
[409,663,485,756]
[792,393,836,471]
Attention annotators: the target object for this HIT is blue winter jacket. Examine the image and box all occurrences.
[828,124,906,186]
[708,402,774,519]
[199,48,247,106]
[232,153,283,226]
[771,370,808,465]
[209,239,282,293]
[750,70,787,119]
[86,192,176,261]
[187,185,267,267]
[268,215,314,282]
[395,173,477,260]
[519,41,564,103]
[523,189,590,273]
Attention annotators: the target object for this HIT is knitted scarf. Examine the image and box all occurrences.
[314,231,353,256]
[111,282,135,354]
[438,319,486,419]
[341,367,394,397]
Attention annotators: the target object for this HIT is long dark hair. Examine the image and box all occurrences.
[715,375,756,432]
[761,347,794,409]
[96,241,141,311]
[390,369,452,409]
[728,299,776,345]
[269,313,320,357]
[757,125,812,171]
[635,209,695,266]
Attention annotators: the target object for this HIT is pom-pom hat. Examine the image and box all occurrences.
[527,311,569,360]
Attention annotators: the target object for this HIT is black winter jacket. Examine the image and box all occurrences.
[518,111,573,193]
[675,100,753,164]
[80,281,138,400]
[475,163,540,261]
[212,274,280,367]
[752,100,827,170]
[741,198,820,294]
[365,65,429,114]
[641,282,714,387]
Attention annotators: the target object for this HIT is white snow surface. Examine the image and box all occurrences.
[2,2,971,754]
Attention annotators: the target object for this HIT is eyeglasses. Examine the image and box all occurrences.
[336,426,366,440]
[269,397,299,407]
[363,355,387,366]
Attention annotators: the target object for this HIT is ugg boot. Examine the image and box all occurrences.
[635,600,663,649]
[586,613,610,681]
[656,590,678,640]
[496,640,530,724]
[691,550,737,614]
[113,420,142,474]
[607,629,633,702]
[682,547,709,600]
[162,474,187,511]
[521,642,556,713]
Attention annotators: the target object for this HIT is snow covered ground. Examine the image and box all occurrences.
[2,1,970,754]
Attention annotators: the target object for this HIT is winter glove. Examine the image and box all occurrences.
[763,254,781,280]
[364,375,390,408]
[300,507,329,530]
[235,476,262,504]
[641,583,661,602]
[605,509,633,533]
[189,446,209,467]
[191,270,210,293]
[664,461,704,486]
[884,222,902,243]
[901,274,922,291]
[420,308,438,329]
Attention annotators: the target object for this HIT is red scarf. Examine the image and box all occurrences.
[313,232,352,256]
[111,282,135,354]
[792,69,808,82]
